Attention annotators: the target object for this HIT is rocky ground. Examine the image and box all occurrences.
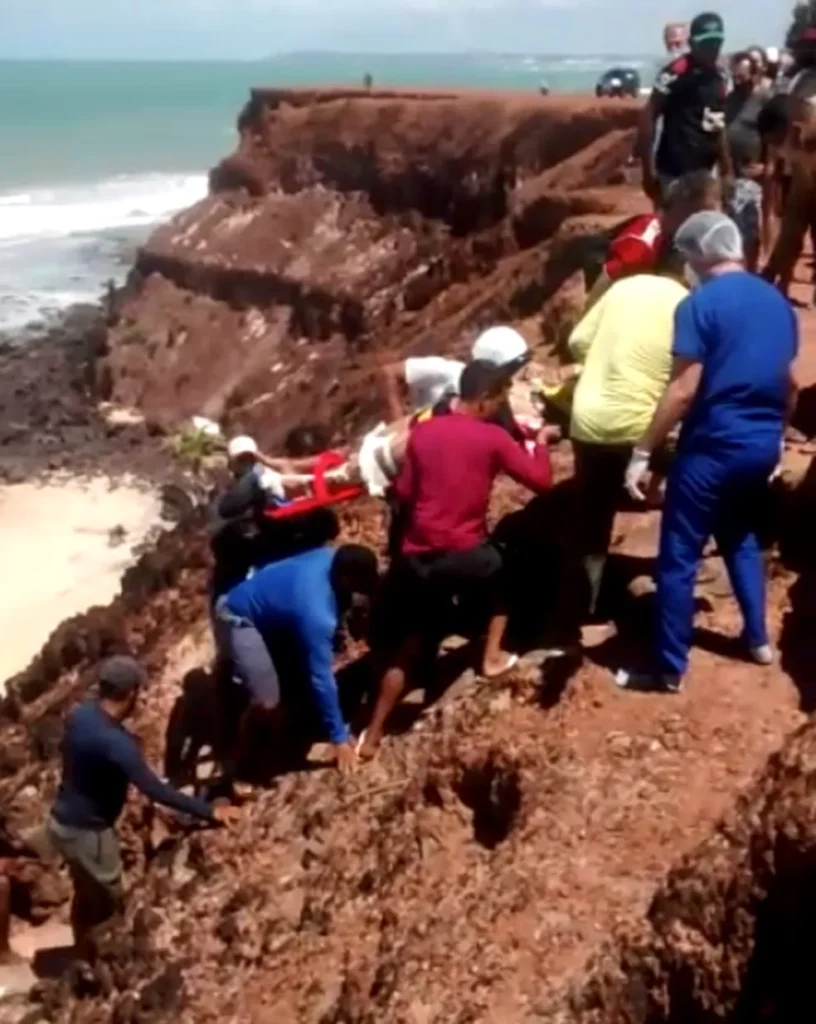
[2,89,816,1023]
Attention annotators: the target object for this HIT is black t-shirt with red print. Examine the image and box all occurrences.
[652,55,728,179]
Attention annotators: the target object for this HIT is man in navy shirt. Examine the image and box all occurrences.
[216,544,379,775]
[623,211,798,691]
[34,656,231,955]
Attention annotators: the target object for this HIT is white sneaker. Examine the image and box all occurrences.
[749,644,775,666]
[613,668,682,694]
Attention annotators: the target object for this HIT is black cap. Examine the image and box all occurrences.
[690,12,724,44]
[98,655,147,697]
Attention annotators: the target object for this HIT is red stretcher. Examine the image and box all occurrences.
[262,450,365,521]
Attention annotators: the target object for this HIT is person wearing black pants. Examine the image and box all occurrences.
[360,361,554,759]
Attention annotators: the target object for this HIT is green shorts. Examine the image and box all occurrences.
[44,817,123,895]
[26,815,124,937]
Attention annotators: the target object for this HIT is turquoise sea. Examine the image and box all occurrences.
[0,54,653,332]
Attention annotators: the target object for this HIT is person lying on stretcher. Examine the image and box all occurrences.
[232,382,550,512]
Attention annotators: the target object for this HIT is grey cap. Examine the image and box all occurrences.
[98,655,147,697]
[673,210,744,264]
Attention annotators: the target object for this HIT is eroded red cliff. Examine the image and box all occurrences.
[7,88,816,1024]
[103,89,641,441]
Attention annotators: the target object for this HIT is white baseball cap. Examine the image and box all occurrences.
[471,326,530,369]
[765,45,780,64]
[227,435,258,459]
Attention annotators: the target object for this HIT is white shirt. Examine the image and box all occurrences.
[403,356,465,411]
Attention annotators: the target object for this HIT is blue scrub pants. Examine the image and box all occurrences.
[656,450,773,677]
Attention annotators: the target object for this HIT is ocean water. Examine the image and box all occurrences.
[0,54,652,334]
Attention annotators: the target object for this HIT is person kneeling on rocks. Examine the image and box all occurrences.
[358,361,555,759]
[27,657,230,957]
[215,544,380,776]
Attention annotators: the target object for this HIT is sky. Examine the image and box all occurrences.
[1,0,791,60]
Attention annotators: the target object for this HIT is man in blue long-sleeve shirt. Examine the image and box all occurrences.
[37,656,231,955]
[215,544,379,775]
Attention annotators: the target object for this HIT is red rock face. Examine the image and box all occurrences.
[14,89,816,1024]
[104,89,641,442]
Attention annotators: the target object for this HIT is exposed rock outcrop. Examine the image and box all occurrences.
[7,88,816,1024]
[104,90,641,442]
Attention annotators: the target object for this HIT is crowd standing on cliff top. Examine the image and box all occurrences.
[8,5,813,966]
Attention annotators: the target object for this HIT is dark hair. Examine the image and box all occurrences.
[757,94,789,141]
[731,50,756,70]
[655,246,688,279]
[98,655,146,700]
[459,359,511,403]
[662,169,717,210]
[283,424,331,457]
[331,544,379,595]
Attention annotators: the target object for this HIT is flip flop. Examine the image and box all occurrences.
[483,653,520,680]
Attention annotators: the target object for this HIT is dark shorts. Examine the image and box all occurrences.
[573,441,631,557]
[396,543,505,634]
[214,598,282,709]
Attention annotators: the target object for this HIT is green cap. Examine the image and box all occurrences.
[690,12,724,43]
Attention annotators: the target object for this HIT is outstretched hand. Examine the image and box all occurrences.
[212,804,242,827]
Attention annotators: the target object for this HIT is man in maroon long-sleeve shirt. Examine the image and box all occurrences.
[359,361,553,759]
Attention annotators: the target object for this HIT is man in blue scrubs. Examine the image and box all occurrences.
[623,211,798,692]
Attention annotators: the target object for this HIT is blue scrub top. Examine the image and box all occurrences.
[672,271,798,462]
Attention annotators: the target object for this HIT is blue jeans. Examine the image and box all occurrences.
[214,598,281,709]
[656,450,774,677]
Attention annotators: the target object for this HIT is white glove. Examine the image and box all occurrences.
[625,448,651,501]
[768,439,785,483]
[255,466,286,501]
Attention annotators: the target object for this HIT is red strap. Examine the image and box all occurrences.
[262,449,361,520]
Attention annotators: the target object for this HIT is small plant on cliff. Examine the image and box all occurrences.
[165,426,222,475]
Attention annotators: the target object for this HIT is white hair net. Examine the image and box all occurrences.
[673,210,744,264]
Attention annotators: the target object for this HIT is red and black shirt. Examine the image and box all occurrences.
[652,55,727,179]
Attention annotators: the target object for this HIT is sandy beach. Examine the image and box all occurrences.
[0,475,163,687]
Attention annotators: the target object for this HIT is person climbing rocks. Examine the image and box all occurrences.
[378,325,530,421]
[621,211,798,693]
[359,361,555,759]
[641,12,731,206]
[564,247,689,623]
[214,544,380,777]
[724,51,768,270]
[26,657,230,957]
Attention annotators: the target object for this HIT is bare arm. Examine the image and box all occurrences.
[717,126,734,184]
[787,367,800,426]
[638,92,664,202]
[638,357,703,454]
[495,431,552,494]
[380,361,407,421]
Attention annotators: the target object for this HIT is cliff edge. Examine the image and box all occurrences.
[103,89,641,441]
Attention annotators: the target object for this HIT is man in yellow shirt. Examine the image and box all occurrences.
[567,253,688,617]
